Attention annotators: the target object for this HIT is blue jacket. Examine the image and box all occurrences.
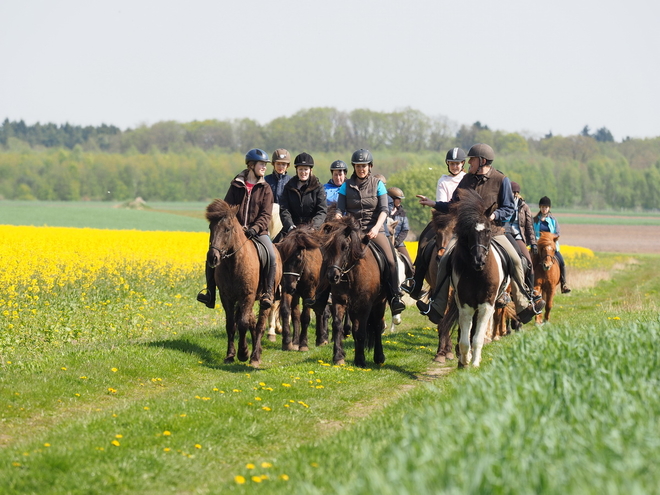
[533,212,561,250]
[324,180,341,206]
[265,172,291,204]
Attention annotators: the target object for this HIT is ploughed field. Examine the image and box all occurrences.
[1,202,659,494]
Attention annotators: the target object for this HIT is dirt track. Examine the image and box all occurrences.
[560,224,660,254]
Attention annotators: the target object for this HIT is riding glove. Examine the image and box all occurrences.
[245,228,258,239]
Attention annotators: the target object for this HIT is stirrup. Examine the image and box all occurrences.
[561,285,571,294]
[260,293,274,309]
[196,289,215,309]
[390,296,406,315]
[400,278,415,294]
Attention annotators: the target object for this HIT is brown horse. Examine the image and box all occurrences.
[533,232,561,323]
[277,226,330,351]
[323,216,386,367]
[423,210,457,363]
[205,199,282,368]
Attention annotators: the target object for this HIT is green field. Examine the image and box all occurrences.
[1,205,659,494]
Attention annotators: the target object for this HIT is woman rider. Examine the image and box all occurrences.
[279,152,327,235]
[533,196,571,293]
[196,148,277,309]
[387,187,413,267]
[337,149,406,316]
[324,160,348,207]
[508,181,537,293]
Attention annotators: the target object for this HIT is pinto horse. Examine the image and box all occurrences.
[277,226,330,351]
[533,232,561,323]
[323,217,386,367]
[449,189,509,367]
[205,199,282,368]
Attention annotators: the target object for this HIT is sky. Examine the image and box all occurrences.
[1,0,659,141]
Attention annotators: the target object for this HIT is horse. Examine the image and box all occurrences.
[277,226,330,351]
[205,199,282,368]
[323,216,387,367]
[423,210,457,363]
[533,232,561,324]
[447,188,509,367]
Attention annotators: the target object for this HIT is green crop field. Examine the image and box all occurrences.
[1,203,659,494]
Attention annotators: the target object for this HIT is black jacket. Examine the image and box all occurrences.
[279,174,327,233]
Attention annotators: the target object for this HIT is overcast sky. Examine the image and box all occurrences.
[1,0,659,141]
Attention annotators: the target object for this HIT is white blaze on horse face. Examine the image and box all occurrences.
[475,223,486,232]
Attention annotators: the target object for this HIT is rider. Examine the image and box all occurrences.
[402,147,466,299]
[279,152,327,235]
[508,181,537,293]
[196,148,277,309]
[387,187,413,267]
[337,149,406,316]
[265,148,292,204]
[416,143,545,324]
[324,160,348,207]
[533,196,571,293]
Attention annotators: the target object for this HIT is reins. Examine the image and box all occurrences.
[210,235,251,260]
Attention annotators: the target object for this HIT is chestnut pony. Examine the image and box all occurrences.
[205,199,281,368]
[323,216,386,367]
[277,226,330,352]
[533,232,561,323]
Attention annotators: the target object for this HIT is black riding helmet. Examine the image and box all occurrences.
[330,160,347,171]
[467,143,495,166]
[445,147,467,163]
[539,196,551,207]
[351,149,373,166]
[294,152,314,168]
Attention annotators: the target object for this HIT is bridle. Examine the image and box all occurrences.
[208,228,251,266]
[283,249,307,281]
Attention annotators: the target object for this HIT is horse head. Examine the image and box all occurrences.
[432,210,456,257]
[453,190,494,272]
[278,226,322,294]
[322,216,365,285]
[205,199,242,268]
[538,232,559,271]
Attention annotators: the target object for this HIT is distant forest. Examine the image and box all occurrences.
[1,108,659,233]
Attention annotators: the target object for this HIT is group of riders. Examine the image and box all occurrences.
[197,144,570,326]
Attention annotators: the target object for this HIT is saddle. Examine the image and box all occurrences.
[251,237,272,294]
[367,241,388,280]
[490,239,513,299]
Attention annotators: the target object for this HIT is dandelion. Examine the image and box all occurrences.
[261,462,272,468]
[61,367,67,371]
[282,383,291,387]
[259,382,266,386]
[234,475,246,484]
[163,431,171,436]
[115,434,123,439]
[164,448,171,452]
[111,440,120,447]
[246,463,255,469]
[251,476,262,483]
[311,462,319,467]
[111,368,118,372]
[262,406,272,411]
[194,444,202,449]
[144,406,150,410]
[44,443,51,447]
[279,474,290,481]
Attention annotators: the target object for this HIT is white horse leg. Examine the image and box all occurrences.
[472,303,496,367]
[458,306,475,366]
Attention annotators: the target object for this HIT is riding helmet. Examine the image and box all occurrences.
[387,187,405,200]
[330,160,348,171]
[271,148,291,164]
[445,147,467,163]
[351,149,373,165]
[510,181,521,193]
[467,143,495,162]
[539,196,552,207]
[294,152,314,168]
[245,148,271,165]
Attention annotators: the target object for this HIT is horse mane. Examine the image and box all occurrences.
[451,188,489,236]
[322,216,365,262]
[205,199,239,223]
[277,226,323,261]
[431,209,454,232]
[537,231,557,250]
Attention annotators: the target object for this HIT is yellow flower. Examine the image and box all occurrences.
[111,440,120,447]
[234,475,246,484]
[44,443,51,447]
[163,431,171,436]
[115,434,123,438]
[262,406,271,411]
[279,474,290,481]
[111,368,118,372]
[246,463,255,469]
[261,462,272,468]
[164,448,171,452]
[251,476,262,483]
[194,444,202,449]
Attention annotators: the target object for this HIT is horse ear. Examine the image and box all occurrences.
[553,234,559,242]
[484,202,498,219]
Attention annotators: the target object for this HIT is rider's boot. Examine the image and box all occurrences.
[560,266,571,293]
[403,242,434,300]
[260,260,277,309]
[196,264,216,309]
[516,297,546,324]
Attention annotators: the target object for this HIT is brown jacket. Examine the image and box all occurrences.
[224,170,273,236]
[517,199,536,247]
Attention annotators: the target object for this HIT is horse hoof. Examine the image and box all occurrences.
[316,340,328,347]
[299,346,309,352]
[224,357,235,364]
[292,345,299,351]
[433,354,446,363]
[334,359,345,366]
[250,360,260,369]
[237,353,249,362]
[392,314,402,325]
[282,343,294,351]
[457,361,466,369]
[267,334,277,343]
[445,352,455,360]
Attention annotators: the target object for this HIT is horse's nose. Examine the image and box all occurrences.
[207,250,220,269]
[327,268,341,285]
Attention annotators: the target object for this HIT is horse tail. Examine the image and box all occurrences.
[438,297,459,338]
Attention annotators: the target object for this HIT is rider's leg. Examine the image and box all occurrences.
[396,244,413,268]
[402,222,433,297]
[556,251,571,293]
[196,261,216,308]
[417,239,456,324]
[512,235,535,294]
[373,233,406,315]
[493,234,544,322]
[259,234,277,309]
